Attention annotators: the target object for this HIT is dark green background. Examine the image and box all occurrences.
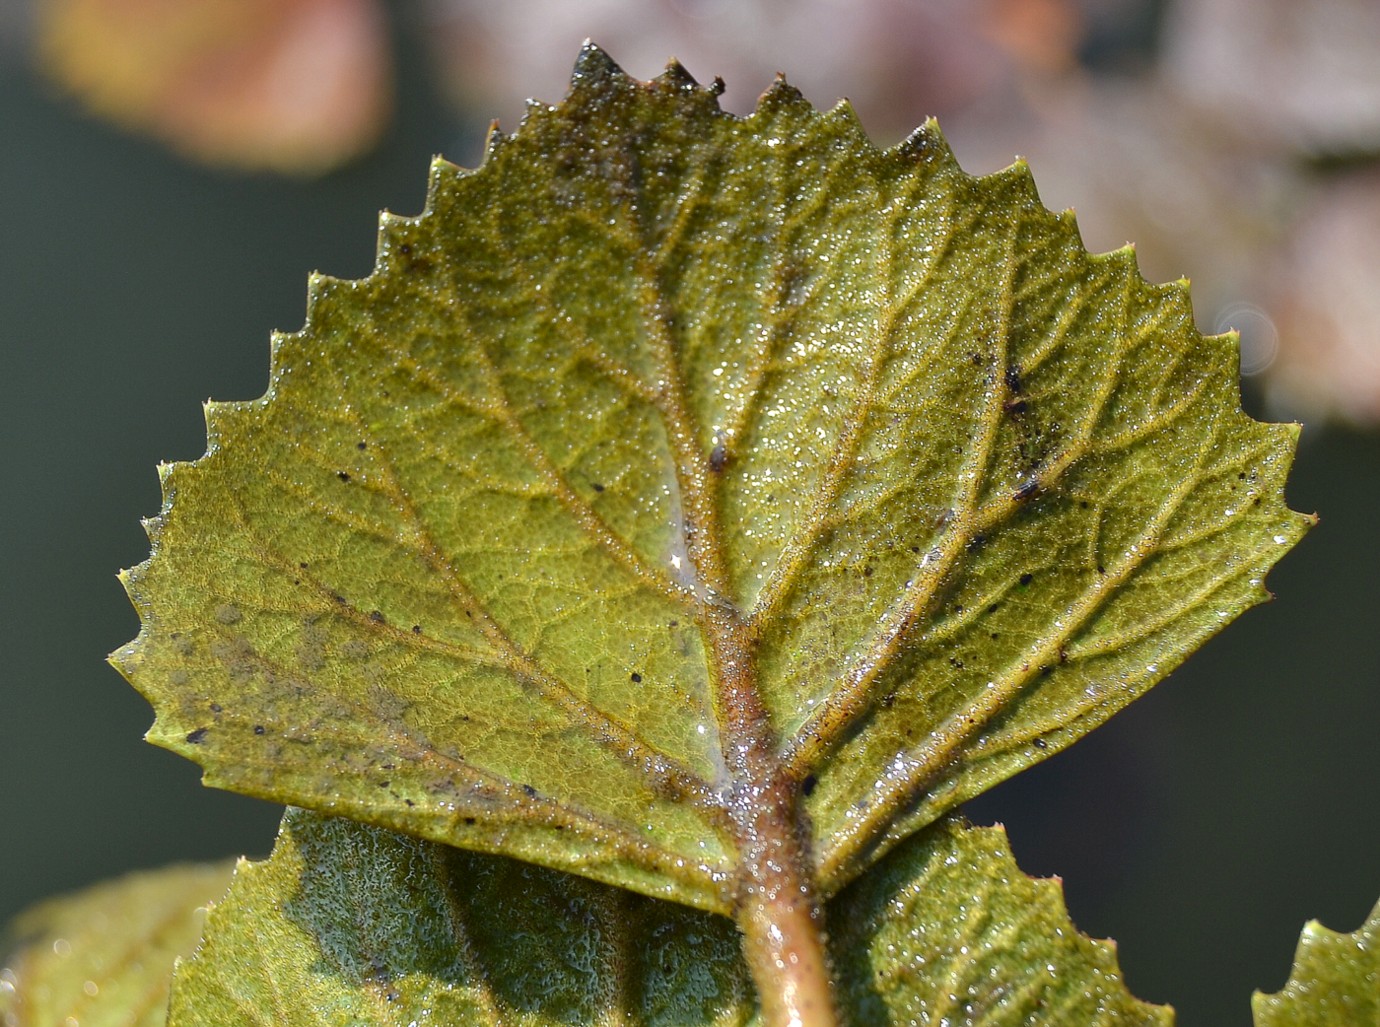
[3,29,1377,1027]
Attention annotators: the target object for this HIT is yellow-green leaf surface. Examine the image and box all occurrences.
[169,807,1166,1027]
[115,44,1311,915]
[0,862,231,1027]
[1252,899,1380,1025]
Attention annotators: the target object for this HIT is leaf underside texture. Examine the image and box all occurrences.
[115,43,1311,914]
[168,807,1169,1027]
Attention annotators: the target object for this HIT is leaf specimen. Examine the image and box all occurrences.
[113,45,1311,1022]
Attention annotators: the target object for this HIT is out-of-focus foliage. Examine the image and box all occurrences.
[0,863,231,1027]
[36,0,391,174]
[28,0,1380,420]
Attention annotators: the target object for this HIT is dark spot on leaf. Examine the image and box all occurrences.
[1013,478,1040,502]
[412,624,422,634]
[186,728,208,744]
[1019,572,1034,586]
[863,565,874,578]
[464,816,476,825]
[299,561,309,569]
[709,440,728,472]
[398,243,412,256]
[1097,564,1107,575]
[668,620,678,628]
[1005,366,1023,393]
[592,482,605,492]
[333,594,347,605]
[369,610,386,624]
[1039,664,1053,676]
[1005,398,1029,415]
[1033,738,1048,750]
[254,725,265,735]
[209,702,222,713]
[948,656,965,669]
[337,471,351,482]
[378,780,390,788]
[801,774,817,797]
[987,603,1000,614]
[881,692,896,709]
[405,798,415,806]
[966,534,987,552]
[356,440,367,450]
[522,784,538,798]
[630,671,643,683]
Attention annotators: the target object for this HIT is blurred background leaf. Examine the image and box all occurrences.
[3,2,1378,1024]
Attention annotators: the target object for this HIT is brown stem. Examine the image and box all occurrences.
[698,568,835,1023]
[733,781,838,1027]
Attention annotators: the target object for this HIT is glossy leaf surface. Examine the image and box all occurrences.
[168,808,1167,1026]
[115,44,1310,913]
[0,863,231,1027]
[1252,898,1380,1026]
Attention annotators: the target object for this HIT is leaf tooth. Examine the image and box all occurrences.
[569,40,631,95]
[819,97,874,150]
[657,56,700,91]
[892,116,950,164]
[424,155,464,209]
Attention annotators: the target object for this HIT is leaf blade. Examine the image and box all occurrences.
[115,44,1311,913]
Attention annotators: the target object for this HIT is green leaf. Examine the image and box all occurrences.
[1,862,231,1027]
[168,806,754,1027]
[1252,899,1380,1026]
[114,42,1309,919]
[169,807,1167,1026]
[834,819,1172,1026]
